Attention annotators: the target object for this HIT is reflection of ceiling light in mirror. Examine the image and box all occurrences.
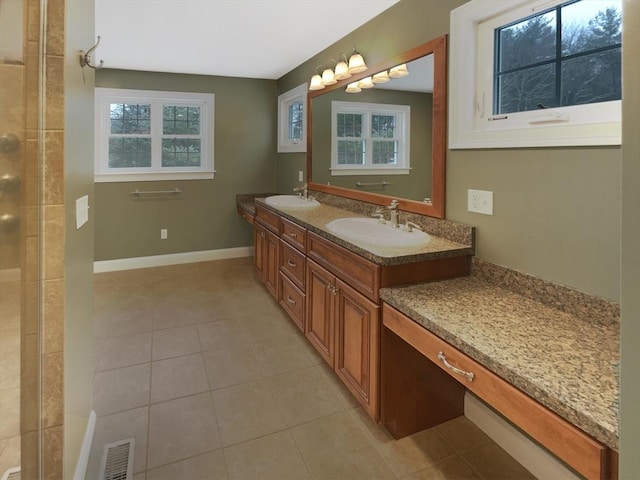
[345,82,362,93]
[348,51,367,73]
[334,59,351,80]
[321,68,337,85]
[389,63,409,78]
[372,71,390,83]
[358,76,374,89]
[309,74,325,90]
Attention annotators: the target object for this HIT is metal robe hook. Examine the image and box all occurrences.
[80,36,104,69]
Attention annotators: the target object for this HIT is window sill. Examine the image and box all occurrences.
[330,167,410,176]
[95,172,215,183]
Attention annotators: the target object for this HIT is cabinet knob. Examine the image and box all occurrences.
[287,259,297,267]
[286,295,296,305]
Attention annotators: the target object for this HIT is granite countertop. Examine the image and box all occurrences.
[251,197,473,267]
[380,277,619,450]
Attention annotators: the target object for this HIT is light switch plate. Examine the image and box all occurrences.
[467,189,493,215]
[76,195,89,229]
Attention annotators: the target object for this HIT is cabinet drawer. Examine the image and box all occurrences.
[281,217,307,252]
[255,205,280,233]
[279,272,305,332]
[237,206,254,225]
[307,232,379,302]
[280,241,306,290]
[382,303,612,480]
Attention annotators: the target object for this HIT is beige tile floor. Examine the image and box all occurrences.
[89,257,537,480]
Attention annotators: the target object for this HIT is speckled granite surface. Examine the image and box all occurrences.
[253,197,473,266]
[380,276,620,449]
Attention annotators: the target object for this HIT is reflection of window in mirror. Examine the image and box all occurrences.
[278,83,307,153]
[330,101,410,176]
[450,0,621,148]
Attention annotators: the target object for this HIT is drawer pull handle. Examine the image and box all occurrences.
[437,352,475,382]
[287,259,297,267]
[288,232,298,238]
[287,295,296,305]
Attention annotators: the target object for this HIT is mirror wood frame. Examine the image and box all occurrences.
[307,34,447,219]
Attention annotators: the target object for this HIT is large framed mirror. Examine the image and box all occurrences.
[307,35,447,218]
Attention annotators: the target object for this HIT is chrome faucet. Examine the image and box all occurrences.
[293,183,308,199]
[388,199,400,228]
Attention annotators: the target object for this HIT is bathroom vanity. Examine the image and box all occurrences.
[237,192,619,480]
[240,194,472,418]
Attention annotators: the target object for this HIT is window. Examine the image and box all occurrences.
[95,88,215,182]
[449,0,622,148]
[277,83,307,153]
[330,101,410,176]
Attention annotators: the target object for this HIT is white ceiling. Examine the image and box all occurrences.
[95,0,399,80]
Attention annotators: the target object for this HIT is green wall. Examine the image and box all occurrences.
[94,70,278,260]
[64,0,96,475]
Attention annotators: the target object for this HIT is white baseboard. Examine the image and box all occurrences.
[464,393,580,480]
[94,246,253,273]
[73,410,96,480]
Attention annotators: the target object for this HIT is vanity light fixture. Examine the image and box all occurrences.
[334,54,352,80]
[358,76,374,89]
[348,48,367,74]
[321,67,337,86]
[309,66,325,91]
[372,71,390,83]
[345,82,362,93]
[388,63,409,78]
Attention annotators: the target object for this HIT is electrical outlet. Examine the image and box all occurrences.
[298,170,304,182]
[467,189,493,215]
[160,228,168,239]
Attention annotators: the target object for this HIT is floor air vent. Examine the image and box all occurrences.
[98,438,135,480]
[1,467,21,480]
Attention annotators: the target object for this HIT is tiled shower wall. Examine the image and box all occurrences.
[20,0,66,478]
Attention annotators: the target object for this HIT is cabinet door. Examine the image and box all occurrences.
[305,260,335,366]
[264,228,279,299]
[254,221,266,278]
[335,278,380,419]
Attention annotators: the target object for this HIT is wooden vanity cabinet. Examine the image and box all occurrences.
[251,208,471,423]
[334,277,380,418]
[306,258,380,418]
[306,260,335,365]
[382,303,617,480]
[278,218,308,332]
[254,206,280,299]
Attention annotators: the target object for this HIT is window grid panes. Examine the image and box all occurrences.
[494,0,621,115]
[331,101,410,173]
[108,138,151,168]
[96,88,214,180]
[288,102,303,141]
[337,113,365,165]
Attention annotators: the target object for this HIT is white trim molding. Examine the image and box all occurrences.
[73,410,96,480]
[449,0,622,149]
[94,246,253,273]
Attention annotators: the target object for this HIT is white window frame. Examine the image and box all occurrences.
[449,0,621,149]
[330,101,411,176]
[277,83,307,153]
[95,88,215,182]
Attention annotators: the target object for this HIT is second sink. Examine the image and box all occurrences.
[326,217,431,247]
[265,195,320,209]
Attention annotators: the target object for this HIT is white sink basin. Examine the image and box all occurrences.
[326,217,430,247]
[265,195,320,209]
